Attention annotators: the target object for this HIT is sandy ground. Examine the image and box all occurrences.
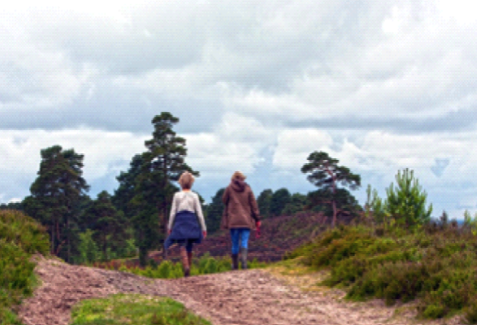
[18,257,463,325]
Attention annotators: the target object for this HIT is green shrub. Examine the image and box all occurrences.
[422,303,446,319]
[291,223,477,321]
[464,299,477,324]
[0,210,50,324]
[71,294,211,325]
[0,210,49,255]
[116,253,266,279]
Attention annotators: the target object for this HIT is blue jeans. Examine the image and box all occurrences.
[230,228,251,254]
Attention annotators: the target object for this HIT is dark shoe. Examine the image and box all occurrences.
[240,247,248,270]
[231,254,239,270]
[180,247,190,277]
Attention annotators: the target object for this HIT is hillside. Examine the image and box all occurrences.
[0,210,49,325]
[152,212,336,264]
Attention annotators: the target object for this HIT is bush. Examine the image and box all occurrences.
[290,223,477,321]
[0,210,50,324]
[111,253,267,279]
[71,294,211,325]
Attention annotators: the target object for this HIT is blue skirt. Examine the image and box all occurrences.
[164,210,203,250]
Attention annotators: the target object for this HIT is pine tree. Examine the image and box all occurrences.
[301,151,360,227]
[113,113,198,266]
[205,188,225,234]
[385,168,432,227]
[257,189,273,219]
[23,145,89,262]
[270,188,291,217]
[82,191,129,260]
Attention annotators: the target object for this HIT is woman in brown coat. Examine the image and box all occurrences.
[221,171,261,270]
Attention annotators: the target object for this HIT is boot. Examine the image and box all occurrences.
[240,247,248,270]
[231,253,239,270]
[187,252,193,271]
[180,247,190,277]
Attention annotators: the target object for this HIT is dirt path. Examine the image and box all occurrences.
[18,257,462,325]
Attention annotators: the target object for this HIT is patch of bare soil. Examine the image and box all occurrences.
[18,257,463,325]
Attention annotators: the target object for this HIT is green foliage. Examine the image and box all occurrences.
[301,151,361,190]
[364,184,386,224]
[82,191,131,261]
[23,145,89,262]
[463,210,477,235]
[289,224,477,321]
[71,294,211,325]
[204,188,225,233]
[77,230,101,264]
[270,188,291,217]
[0,202,23,212]
[464,299,477,324]
[114,113,198,266]
[301,151,361,226]
[0,210,50,324]
[107,253,266,279]
[307,188,362,218]
[257,189,273,219]
[366,170,433,229]
[0,210,50,255]
[385,169,432,227]
[282,193,307,215]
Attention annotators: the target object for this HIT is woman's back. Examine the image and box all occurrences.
[173,191,199,213]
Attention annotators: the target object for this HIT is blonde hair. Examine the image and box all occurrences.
[231,171,246,181]
[178,172,195,189]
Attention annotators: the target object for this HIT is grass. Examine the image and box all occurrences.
[71,294,212,325]
[94,253,267,279]
[0,210,50,325]
[286,223,477,322]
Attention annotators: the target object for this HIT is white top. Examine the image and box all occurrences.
[168,190,207,231]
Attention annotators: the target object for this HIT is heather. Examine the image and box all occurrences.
[287,221,477,322]
[0,210,50,325]
[93,252,266,279]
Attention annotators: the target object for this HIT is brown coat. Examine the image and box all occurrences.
[221,180,260,230]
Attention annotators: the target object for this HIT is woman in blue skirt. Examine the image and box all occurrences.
[164,172,207,277]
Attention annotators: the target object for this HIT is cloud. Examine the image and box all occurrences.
[186,112,274,177]
[272,129,333,170]
[0,128,148,200]
[271,128,477,217]
[2,0,477,135]
[1,0,477,218]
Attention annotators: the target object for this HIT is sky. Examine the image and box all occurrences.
[1,0,477,219]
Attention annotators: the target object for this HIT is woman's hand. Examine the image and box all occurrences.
[202,231,207,239]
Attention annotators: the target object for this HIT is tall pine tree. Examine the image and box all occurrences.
[82,191,129,260]
[23,145,89,262]
[301,151,360,227]
[114,113,198,265]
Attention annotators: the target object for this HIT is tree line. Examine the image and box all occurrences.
[2,111,435,266]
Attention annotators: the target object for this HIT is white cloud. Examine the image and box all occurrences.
[1,0,477,216]
[272,129,333,170]
[186,113,274,177]
[0,129,147,200]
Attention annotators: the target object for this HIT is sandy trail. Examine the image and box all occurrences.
[18,257,461,325]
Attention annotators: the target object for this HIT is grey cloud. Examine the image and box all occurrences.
[0,81,224,133]
[272,104,477,134]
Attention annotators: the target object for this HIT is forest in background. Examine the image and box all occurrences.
[0,111,438,267]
